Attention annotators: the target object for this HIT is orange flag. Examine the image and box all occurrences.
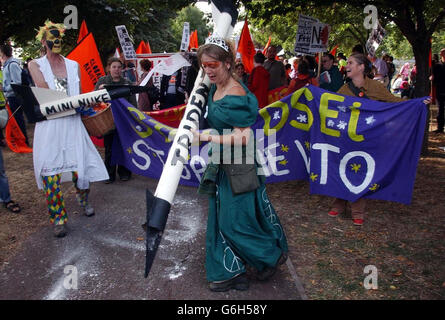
[262,36,271,55]
[5,103,32,153]
[137,41,152,54]
[188,30,198,51]
[67,33,105,93]
[136,40,148,54]
[237,19,256,73]
[77,20,89,44]
[330,44,339,58]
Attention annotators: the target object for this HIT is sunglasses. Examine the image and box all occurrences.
[202,61,221,69]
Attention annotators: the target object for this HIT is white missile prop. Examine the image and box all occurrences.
[11,84,151,122]
[144,0,239,278]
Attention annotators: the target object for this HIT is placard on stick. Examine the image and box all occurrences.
[115,25,137,60]
[294,14,330,55]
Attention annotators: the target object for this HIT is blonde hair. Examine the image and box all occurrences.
[36,20,66,41]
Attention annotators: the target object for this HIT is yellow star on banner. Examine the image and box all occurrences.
[305,141,311,150]
[127,147,133,154]
[152,152,157,158]
[350,163,361,173]
[369,183,379,191]
[310,173,318,182]
[279,159,288,166]
[281,144,289,152]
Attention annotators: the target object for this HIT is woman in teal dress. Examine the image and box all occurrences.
[193,36,288,292]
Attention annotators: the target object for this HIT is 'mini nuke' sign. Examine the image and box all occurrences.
[11,84,149,121]
[41,90,112,118]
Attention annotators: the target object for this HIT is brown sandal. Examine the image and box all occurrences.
[4,201,21,213]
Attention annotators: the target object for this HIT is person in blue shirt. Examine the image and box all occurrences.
[0,44,29,146]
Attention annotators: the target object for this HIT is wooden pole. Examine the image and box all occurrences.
[317,52,322,77]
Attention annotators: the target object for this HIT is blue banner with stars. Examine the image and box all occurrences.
[111,85,427,204]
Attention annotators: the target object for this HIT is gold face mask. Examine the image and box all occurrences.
[45,29,63,53]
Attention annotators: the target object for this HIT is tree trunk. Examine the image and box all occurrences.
[411,37,431,156]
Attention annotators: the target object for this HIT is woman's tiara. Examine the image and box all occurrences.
[205,35,229,52]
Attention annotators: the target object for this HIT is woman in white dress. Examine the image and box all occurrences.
[28,20,109,237]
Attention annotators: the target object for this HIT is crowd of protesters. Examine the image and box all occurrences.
[231,43,438,227]
[234,43,442,114]
[1,32,443,231]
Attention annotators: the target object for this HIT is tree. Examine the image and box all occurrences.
[171,5,212,51]
[244,0,444,95]
[248,4,371,56]
[375,23,414,60]
[1,0,196,61]
[432,29,445,56]
[243,0,445,154]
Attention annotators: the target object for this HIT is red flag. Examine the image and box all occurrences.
[77,20,89,44]
[145,41,152,54]
[330,44,339,58]
[188,30,198,51]
[136,40,149,54]
[262,36,271,55]
[67,33,105,93]
[148,105,187,128]
[237,19,256,73]
[5,103,32,153]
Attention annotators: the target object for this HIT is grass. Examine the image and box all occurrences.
[266,118,445,299]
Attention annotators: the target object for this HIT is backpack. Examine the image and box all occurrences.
[21,68,32,86]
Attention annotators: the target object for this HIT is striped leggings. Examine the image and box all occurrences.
[42,172,89,225]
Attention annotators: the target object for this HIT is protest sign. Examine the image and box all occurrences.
[180,22,190,52]
[366,22,386,57]
[294,15,330,54]
[136,53,173,89]
[115,25,137,60]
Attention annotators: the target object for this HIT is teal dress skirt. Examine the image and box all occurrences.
[202,82,288,282]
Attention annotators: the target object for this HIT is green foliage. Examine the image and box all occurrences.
[243,0,445,58]
[171,5,212,51]
[432,30,445,56]
[1,0,196,62]
[376,23,413,59]
[248,3,371,57]
[243,0,445,97]
[249,11,298,53]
